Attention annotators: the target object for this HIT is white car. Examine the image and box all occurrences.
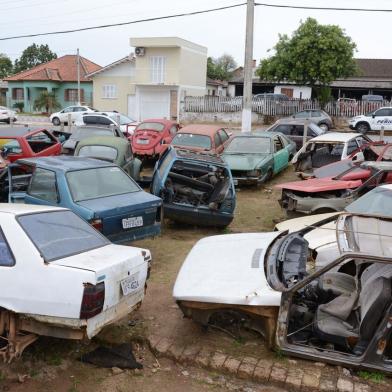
[50,105,96,126]
[0,106,17,123]
[75,112,138,135]
[0,204,151,362]
[349,106,392,133]
[292,132,372,174]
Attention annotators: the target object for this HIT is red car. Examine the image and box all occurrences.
[0,127,61,163]
[131,119,180,158]
[170,124,232,154]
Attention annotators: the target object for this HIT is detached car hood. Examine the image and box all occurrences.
[222,154,270,171]
[276,178,363,192]
[173,232,282,307]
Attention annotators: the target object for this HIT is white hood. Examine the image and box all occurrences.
[173,232,282,307]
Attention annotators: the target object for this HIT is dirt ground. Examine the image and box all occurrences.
[0,167,297,392]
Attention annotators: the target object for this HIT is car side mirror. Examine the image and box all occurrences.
[352,155,358,161]
[372,114,376,118]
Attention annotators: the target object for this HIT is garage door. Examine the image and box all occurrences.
[139,90,170,120]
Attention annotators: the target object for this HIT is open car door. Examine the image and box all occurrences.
[270,213,392,374]
[7,163,33,204]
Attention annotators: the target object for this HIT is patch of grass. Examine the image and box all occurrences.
[358,371,385,384]
[274,348,286,361]
[68,378,80,392]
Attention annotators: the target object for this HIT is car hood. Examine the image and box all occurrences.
[222,154,270,171]
[275,212,339,232]
[276,178,363,192]
[173,232,282,307]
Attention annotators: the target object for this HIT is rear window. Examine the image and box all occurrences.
[18,210,109,262]
[136,122,165,132]
[67,166,140,202]
[77,145,118,161]
[171,133,212,150]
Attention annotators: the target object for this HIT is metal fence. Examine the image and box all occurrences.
[183,96,391,118]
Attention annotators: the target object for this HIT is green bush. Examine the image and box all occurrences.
[13,102,24,112]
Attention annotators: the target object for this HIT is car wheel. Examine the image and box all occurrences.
[318,123,329,132]
[356,122,370,134]
[52,117,60,126]
[265,168,273,182]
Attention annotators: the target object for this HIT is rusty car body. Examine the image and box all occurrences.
[151,147,236,227]
[277,161,392,216]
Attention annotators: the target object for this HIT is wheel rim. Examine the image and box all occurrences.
[53,118,59,125]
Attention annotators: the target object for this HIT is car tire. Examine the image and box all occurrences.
[356,122,370,134]
[318,123,329,132]
[52,117,60,126]
[5,119,10,124]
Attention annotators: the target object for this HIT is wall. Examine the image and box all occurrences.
[179,46,207,95]
[180,110,265,125]
[274,85,312,99]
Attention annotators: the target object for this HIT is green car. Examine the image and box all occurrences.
[222,132,296,185]
[74,136,142,181]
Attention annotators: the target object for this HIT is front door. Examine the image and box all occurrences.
[281,88,293,98]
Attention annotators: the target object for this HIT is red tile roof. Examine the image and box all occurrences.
[5,55,101,82]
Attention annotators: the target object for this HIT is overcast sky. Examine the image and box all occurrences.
[1,0,392,67]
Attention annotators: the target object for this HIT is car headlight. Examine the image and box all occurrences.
[246,169,261,177]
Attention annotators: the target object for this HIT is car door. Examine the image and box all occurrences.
[273,135,289,173]
[60,107,74,122]
[290,125,305,149]
[370,108,391,131]
[218,129,231,151]
[7,164,34,203]
[26,131,61,157]
[214,132,223,154]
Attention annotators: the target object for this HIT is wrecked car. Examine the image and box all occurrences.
[0,127,61,162]
[277,161,392,216]
[131,119,180,159]
[5,156,162,243]
[0,203,151,362]
[74,136,142,182]
[222,132,296,185]
[151,147,236,227]
[292,132,372,175]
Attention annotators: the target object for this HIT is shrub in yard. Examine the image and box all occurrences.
[13,102,24,112]
[33,91,60,114]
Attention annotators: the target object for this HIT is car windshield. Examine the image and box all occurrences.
[136,122,165,132]
[109,113,135,125]
[0,138,22,156]
[225,137,271,154]
[77,145,118,162]
[67,166,139,202]
[346,186,392,216]
[18,210,109,262]
[171,133,212,150]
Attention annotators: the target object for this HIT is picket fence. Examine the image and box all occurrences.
[183,96,391,118]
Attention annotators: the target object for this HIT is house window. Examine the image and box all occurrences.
[102,85,117,99]
[150,56,166,83]
[64,89,83,102]
[12,88,24,100]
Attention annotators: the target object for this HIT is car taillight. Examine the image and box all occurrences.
[90,218,103,231]
[80,282,105,319]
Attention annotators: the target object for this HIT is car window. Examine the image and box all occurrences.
[18,210,109,262]
[0,228,15,267]
[294,111,309,118]
[67,166,140,202]
[273,124,290,135]
[63,107,73,113]
[347,140,359,155]
[292,125,304,136]
[274,136,284,152]
[374,108,390,117]
[28,168,59,203]
[77,145,118,161]
[99,117,112,126]
[218,129,229,143]
[311,111,321,117]
[169,125,178,136]
[26,131,57,153]
[171,134,212,150]
[214,133,221,147]
[330,143,344,156]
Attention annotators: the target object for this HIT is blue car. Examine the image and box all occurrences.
[151,147,236,227]
[7,156,162,243]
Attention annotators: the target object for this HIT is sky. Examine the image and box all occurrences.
[1,0,392,67]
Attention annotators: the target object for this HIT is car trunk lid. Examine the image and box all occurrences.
[132,130,161,149]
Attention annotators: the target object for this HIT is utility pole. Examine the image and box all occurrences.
[241,0,255,133]
[77,48,81,105]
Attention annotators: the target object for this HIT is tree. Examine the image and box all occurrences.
[0,54,13,79]
[256,18,358,89]
[33,91,60,114]
[207,54,237,80]
[14,44,57,73]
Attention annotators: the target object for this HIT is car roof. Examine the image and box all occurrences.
[17,156,115,172]
[361,161,392,171]
[233,132,274,139]
[308,132,361,142]
[0,127,45,137]
[274,118,322,126]
[379,184,392,190]
[0,203,65,216]
[178,124,224,136]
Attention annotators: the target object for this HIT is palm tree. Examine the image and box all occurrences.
[33,90,60,114]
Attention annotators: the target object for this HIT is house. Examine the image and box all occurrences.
[4,55,101,112]
[229,59,392,100]
[89,37,207,121]
[0,81,7,106]
[206,78,228,96]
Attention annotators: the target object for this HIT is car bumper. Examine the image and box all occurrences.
[105,222,161,243]
[133,145,162,157]
[233,173,268,186]
[164,203,234,227]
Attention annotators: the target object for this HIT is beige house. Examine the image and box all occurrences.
[89,37,207,121]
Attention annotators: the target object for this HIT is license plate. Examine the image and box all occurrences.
[136,139,149,145]
[122,216,143,229]
[120,273,140,296]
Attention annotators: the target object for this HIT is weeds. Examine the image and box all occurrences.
[358,371,385,384]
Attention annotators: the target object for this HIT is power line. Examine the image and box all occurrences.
[0,3,247,41]
[255,2,392,12]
